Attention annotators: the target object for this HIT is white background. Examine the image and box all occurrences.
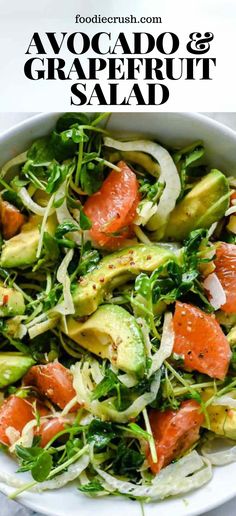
[0,0,236,111]
[0,111,236,515]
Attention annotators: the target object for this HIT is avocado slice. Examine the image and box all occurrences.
[216,312,236,331]
[227,326,236,346]
[1,214,57,268]
[227,214,236,234]
[202,388,236,439]
[0,285,25,317]
[66,305,146,376]
[162,170,230,241]
[73,244,174,317]
[0,353,35,388]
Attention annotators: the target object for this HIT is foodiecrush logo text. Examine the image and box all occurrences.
[24,31,216,106]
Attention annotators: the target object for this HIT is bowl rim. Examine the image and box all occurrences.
[0,111,236,143]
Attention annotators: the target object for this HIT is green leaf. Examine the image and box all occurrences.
[53,195,65,208]
[15,445,41,462]
[91,369,119,401]
[139,179,164,203]
[27,136,54,164]
[185,390,202,404]
[46,161,62,193]
[112,441,144,476]
[87,419,117,449]
[11,176,29,189]
[31,451,53,482]
[140,229,213,310]
[16,444,53,483]
[78,480,104,493]
[135,273,151,298]
[230,346,236,371]
[61,125,89,144]
[55,220,80,240]
[80,162,104,195]
[82,152,99,164]
[79,208,92,230]
[50,132,78,162]
[27,132,77,164]
[43,232,60,262]
[56,113,90,132]
[128,423,152,441]
[64,438,83,460]
[173,141,205,200]
[76,246,100,276]
[2,190,23,210]
[46,159,76,194]
[184,228,208,255]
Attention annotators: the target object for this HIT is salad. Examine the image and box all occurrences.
[0,112,236,503]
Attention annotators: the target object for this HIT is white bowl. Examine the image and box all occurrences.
[0,112,236,516]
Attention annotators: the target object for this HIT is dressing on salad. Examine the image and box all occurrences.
[0,112,236,502]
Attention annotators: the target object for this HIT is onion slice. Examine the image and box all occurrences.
[203,273,226,310]
[104,137,181,238]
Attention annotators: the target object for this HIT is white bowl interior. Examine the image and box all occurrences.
[0,112,236,516]
[0,112,236,176]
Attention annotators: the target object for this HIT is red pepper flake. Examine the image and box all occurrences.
[2,295,8,305]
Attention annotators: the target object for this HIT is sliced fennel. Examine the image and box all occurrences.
[135,200,158,226]
[202,437,236,465]
[225,205,236,217]
[36,193,55,258]
[117,373,138,388]
[1,151,27,178]
[107,149,160,177]
[18,187,54,216]
[104,137,181,239]
[54,249,75,316]
[72,360,161,423]
[2,453,89,492]
[55,182,82,245]
[148,312,174,377]
[95,451,212,500]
